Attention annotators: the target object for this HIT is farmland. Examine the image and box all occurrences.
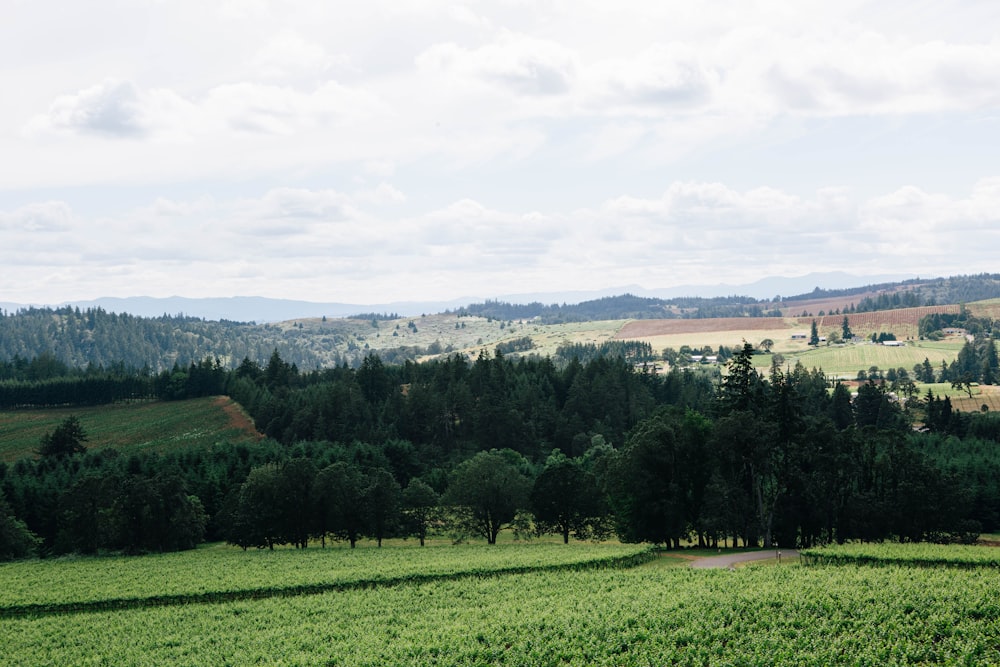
[3,543,1000,665]
[767,338,966,379]
[613,307,962,357]
[0,542,652,615]
[800,542,1000,568]
[0,396,260,463]
[281,312,627,362]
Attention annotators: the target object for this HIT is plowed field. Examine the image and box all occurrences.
[616,317,794,338]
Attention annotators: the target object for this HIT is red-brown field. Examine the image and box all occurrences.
[616,317,792,338]
[797,305,960,337]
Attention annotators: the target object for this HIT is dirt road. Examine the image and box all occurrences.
[689,549,799,569]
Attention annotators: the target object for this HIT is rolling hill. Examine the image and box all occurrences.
[0,396,261,463]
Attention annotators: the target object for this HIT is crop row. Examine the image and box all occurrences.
[0,543,653,616]
[800,542,1000,568]
[4,562,1000,665]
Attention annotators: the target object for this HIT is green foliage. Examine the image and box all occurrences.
[493,336,535,355]
[401,478,439,546]
[801,543,996,567]
[2,339,998,558]
[530,450,607,543]
[365,468,401,547]
[37,415,88,457]
[919,304,993,338]
[0,306,329,371]
[555,340,654,363]
[0,397,260,462]
[607,411,689,546]
[444,450,532,544]
[0,490,40,561]
[312,462,367,548]
[4,550,1000,664]
[0,543,652,614]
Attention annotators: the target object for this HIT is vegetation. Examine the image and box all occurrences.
[4,548,1000,663]
[0,396,259,462]
[2,275,1000,376]
[6,276,1000,660]
[5,340,1000,560]
[0,542,652,615]
[801,542,1000,568]
[3,275,1000,561]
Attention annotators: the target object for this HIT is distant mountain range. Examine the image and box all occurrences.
[0,272,919,323]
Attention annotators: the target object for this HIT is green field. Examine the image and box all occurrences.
[801,543,1000,568]
[756,338,966,378]
[0,397,259,462]
[3,543,1000,665]
[0,542,652,614]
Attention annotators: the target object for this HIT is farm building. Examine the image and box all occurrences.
[689,355,719,364]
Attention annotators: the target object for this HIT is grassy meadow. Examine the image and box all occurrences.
[0,396,260,463]
[759,338,967,378]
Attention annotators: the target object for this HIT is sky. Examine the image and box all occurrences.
[2,0,999,306]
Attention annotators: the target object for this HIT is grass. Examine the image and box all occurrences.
[284,312,631,364]
[0,396,260,462]
[765,338,966,378]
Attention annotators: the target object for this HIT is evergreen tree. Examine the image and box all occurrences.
[841,316,853,340]
[37,416,88,458]
[0,489,41,561]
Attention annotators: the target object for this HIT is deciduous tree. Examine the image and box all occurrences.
[444,449,532,544]
[531,450,606,543]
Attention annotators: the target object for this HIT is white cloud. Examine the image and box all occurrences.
[0,201,74,232]
[253,187,356,220]
[25,77,386,144]
[4,177,999,304]
[586,43,719,111]
[253,30,344,80]
[417,31,578,96]
[3,2,1000,304]
[26,79,148,138]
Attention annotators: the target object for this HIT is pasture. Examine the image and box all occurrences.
[3,542,1000,665]
[0,396,260,462]
[772,338,966,379]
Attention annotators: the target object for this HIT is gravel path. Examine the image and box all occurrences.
[689,549,799,569]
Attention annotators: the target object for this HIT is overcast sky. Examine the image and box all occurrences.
[2,0,999,305]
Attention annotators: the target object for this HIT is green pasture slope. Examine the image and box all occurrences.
[3,542,1000,665]
[753,338,965,378]
[0,396,259,462]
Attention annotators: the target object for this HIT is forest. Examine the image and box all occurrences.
[3,339,1000,561]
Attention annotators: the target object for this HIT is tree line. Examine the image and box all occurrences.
[3,344,1000,559]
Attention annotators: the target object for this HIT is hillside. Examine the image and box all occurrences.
[0,397,260,463]
[2,273,1000,373]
